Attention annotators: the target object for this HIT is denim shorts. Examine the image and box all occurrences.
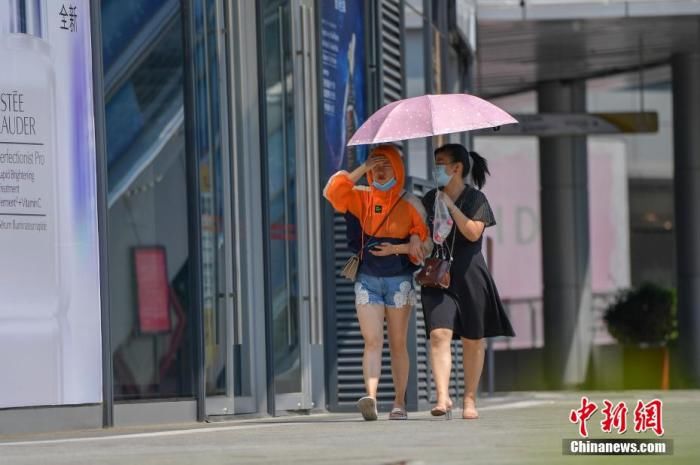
[354,273,416,308]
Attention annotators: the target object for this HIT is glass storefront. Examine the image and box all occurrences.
[103,0,195,401]
[97,0,320,419]
[0,0,478,431]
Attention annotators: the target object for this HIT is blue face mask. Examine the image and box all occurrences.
[372,177,396,191]
[433,165,454,187]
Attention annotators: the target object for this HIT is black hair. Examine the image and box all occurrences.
[434,143,490,189]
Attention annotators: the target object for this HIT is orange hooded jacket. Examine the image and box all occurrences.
[323,145,430,271]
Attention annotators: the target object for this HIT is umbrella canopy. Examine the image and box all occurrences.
[347,93,518,146]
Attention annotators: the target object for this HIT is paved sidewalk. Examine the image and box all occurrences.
[1,391,698,465]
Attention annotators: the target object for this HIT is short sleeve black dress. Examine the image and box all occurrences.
[421,186,515,340]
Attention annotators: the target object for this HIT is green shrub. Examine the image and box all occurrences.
[604,283,678,346]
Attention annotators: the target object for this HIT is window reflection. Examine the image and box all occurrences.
[104,3,194,401]
[260,1,302,395]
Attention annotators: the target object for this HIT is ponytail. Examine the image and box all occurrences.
[468,150,490,190]
[434,143,491,189]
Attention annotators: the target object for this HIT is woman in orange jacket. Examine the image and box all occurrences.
[324,144,430,421]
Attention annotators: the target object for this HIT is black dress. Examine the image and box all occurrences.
[421,186,515,340]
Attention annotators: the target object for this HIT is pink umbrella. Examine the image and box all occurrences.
[347,93,517,146]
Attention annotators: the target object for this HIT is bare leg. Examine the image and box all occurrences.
[385,305,412,408]
[356,304,386,399]
[430,328,454,411]
[462,337,485,419]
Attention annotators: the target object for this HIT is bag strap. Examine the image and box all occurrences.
[443,195,465,262]
[360,191,406,259]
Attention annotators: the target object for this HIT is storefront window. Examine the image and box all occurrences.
[103,2,195,401]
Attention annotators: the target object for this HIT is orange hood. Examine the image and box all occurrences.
[365,145,405,198]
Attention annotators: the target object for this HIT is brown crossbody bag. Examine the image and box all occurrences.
[340,192,406,281]
[415,198,463,289]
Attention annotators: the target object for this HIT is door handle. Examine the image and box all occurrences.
[299,4,324,346]
[292,3,323,346]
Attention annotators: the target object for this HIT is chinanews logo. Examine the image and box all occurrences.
[563,397,673,456]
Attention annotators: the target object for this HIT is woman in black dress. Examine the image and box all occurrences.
[421,143,515,420]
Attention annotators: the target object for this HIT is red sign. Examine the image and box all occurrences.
[634,400,665,436]
[134,247,171,334]
[569,396,598,438]
[601,400,628,434]
[570,397,665,437]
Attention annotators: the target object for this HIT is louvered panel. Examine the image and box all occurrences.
[381,0,400,15]
[383,81,403,101]
[380,18,400,38]
[383,86,403,104]
[379,0,404,106]
[382,46,401,63]
[382,63,402,82]
[381,48,401,67]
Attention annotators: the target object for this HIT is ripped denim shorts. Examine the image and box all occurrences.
[354,273,416,308]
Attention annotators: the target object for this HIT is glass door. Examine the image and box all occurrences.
[188,0,258,417]
[259,0,319,412]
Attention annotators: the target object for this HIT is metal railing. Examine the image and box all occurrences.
[484,291,620,395]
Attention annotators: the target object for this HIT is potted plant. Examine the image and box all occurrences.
[603,283,678,389]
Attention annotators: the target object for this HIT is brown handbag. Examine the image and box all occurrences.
[416,197,462,289]
[415,256,452,289]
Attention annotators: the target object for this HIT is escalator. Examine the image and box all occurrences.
[102,0,184,205]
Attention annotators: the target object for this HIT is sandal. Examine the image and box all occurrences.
[388,407,407,420]
[430,406,453,420]
[357,396,378,421]
[430,399,453,420]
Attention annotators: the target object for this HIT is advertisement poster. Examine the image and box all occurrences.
[0,0,102,408]
[134,247,171,335]
[320,0,367,176]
